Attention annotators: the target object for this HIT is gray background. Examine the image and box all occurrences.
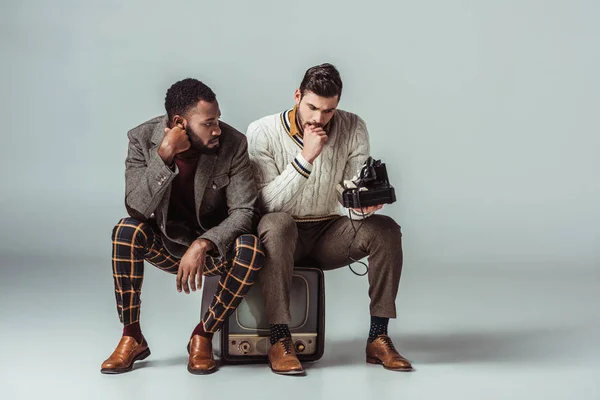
[1,1,598,399]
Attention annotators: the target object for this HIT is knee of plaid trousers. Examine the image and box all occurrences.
[224,234,265,286]
[112,217,155,248]
[231,234,265,270]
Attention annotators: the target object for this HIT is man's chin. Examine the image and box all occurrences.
[181,145,217,157]
[201,143,219,154]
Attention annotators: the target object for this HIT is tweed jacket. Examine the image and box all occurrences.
[124,115,257,258]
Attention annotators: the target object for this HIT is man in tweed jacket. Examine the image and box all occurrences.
[101,78,264,375]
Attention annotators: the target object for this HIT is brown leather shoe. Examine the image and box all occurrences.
[101,336,150,374]
[187,335,217,375]
[366,335,413,371]
[268,337,305,375]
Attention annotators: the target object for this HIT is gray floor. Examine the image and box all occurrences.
[1,260,598,400]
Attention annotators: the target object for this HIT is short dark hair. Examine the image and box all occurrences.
[299,63,343,99]
[164,78,216,121]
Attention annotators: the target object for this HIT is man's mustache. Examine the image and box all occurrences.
[305,122,324,128]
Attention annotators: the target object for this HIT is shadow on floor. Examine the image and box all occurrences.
[307,324,595,369]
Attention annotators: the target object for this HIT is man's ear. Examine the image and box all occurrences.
[172,115,186,130]
[294,88,302,105]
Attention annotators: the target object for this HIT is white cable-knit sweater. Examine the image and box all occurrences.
[246,107,372,221]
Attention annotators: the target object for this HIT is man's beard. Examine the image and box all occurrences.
[177,133,219,159]
[296,108,323,133]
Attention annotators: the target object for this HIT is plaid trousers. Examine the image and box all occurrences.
[111,217,264,333]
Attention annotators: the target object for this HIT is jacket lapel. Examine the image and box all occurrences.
[194,153,218,224]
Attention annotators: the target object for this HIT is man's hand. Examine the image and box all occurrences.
[350,204,383,215]
[301,124,328,164]
[176,239,213,294]
[158,126,191,166]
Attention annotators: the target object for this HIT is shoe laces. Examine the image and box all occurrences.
[281,338,293,355]
[379,335,397,352]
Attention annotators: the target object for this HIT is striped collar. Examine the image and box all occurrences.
[280,106,304,149]
[280,105,333,150]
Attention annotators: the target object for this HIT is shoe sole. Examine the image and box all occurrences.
[187,364,217,375]
[101,348,151,374]
[268,361,305,376]
[366,356,414,371]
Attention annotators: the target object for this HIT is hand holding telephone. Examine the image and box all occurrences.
[338,157,396,209]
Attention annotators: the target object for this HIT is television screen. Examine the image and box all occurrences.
[235,274,309,331]
[201,268,321,337]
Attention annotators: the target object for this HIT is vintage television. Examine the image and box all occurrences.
[200,266,325,364]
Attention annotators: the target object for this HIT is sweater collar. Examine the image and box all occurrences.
[281,105,333,150]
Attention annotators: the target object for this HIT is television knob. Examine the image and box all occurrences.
[295,341,306,353]
[239,341,252,354]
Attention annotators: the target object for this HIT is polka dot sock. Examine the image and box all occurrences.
[269,324,291,345]
[368,316,389,342]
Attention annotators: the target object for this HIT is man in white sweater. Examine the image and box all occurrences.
[246,63,412,375]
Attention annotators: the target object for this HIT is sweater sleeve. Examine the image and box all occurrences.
[247,121,312,213]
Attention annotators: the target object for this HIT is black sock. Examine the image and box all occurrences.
[269,324,291,345]
[368,316,389,342]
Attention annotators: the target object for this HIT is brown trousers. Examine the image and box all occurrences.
[257,212,404,324]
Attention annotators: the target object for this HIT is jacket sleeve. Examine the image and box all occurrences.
[124,131,178,221]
